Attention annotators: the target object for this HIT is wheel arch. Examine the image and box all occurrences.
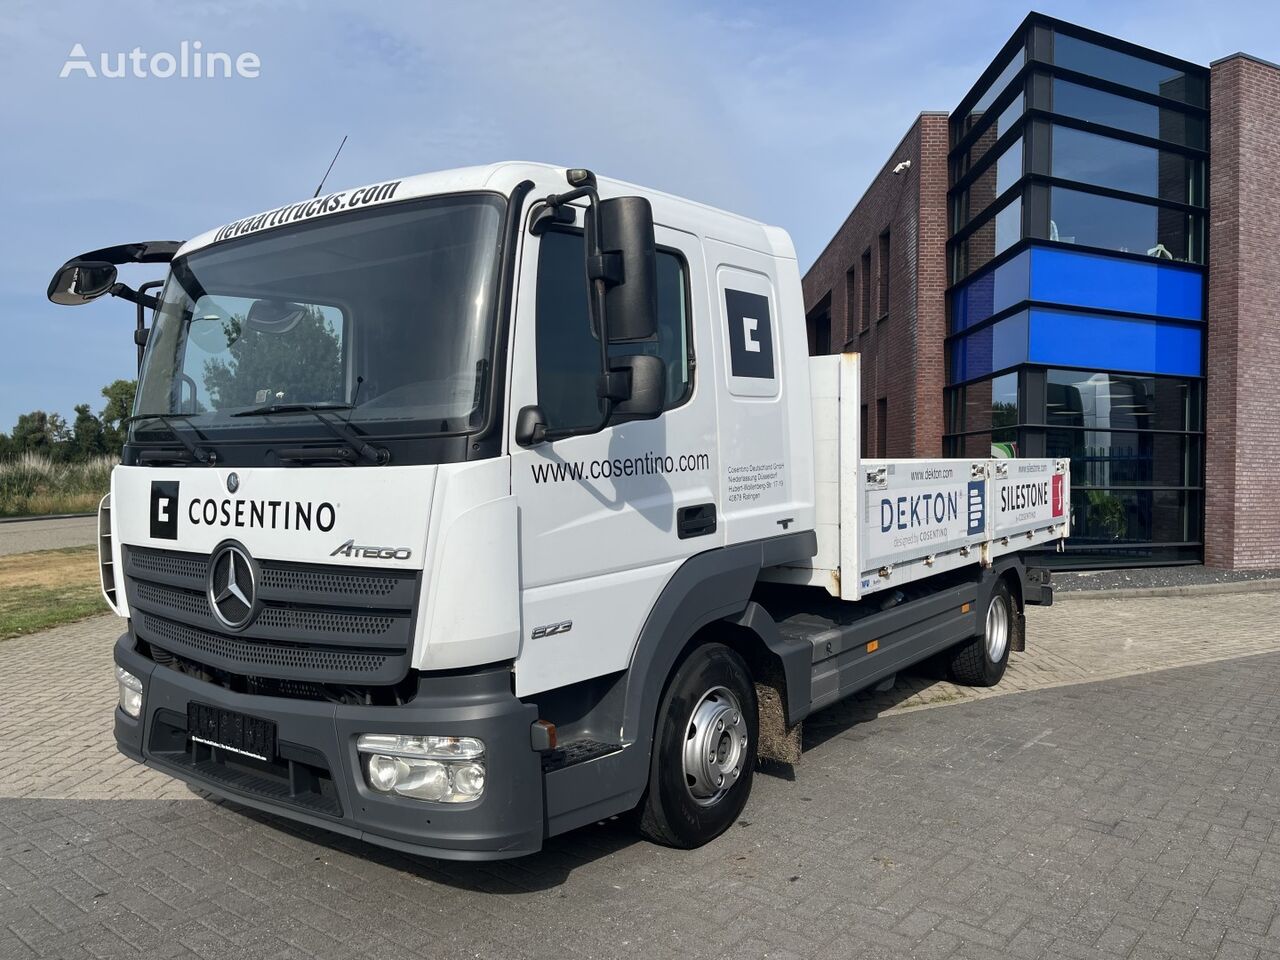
[619,534,815,757]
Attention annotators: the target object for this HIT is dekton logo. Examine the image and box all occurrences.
[59,42,260,80]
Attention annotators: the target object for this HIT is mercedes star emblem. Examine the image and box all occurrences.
[226,472,239,493]
[207,543,256,630]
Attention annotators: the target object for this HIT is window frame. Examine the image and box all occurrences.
[877,230,891,322]
[860,248,872,331]
[844,264,860,335]
[531,224,697,430]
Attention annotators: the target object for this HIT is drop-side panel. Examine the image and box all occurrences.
[763,354,1069,599]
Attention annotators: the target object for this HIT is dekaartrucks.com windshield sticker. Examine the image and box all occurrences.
[212,179,402,243]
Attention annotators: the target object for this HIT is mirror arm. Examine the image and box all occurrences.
[107,281,159,311]
[133,280,164,371]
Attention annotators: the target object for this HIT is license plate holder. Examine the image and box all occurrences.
[187,702,277,761]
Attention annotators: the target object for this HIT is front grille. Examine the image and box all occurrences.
[130,549,207,582]
[132,580,403,643]
[255,606,396,637]
[140,613,400,681]
[259,566,403,599]
[136,581,209,618]
[123,545,418,688]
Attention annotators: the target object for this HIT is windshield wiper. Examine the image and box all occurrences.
[232,403,389,465]
[231,402,354,416]
[123,413,216,464]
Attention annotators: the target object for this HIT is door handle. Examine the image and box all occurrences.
[677,503,717,539]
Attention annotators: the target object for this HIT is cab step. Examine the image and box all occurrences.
[541,738,624,773]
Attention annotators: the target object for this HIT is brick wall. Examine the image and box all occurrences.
[1204,54,1280,570]
[803,113,950,458]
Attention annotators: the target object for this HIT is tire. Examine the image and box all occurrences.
[948,579,1018,687]
[637,643,758,849]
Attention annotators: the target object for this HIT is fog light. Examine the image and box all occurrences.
[116,666,143,718]
[452,762,485,798]
[356,734,486,803]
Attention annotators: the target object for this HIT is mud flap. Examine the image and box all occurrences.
[1013,611,1027,652]
[755,680,802,765]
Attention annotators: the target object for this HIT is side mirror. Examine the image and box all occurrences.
[596,196,658,343]
[514,404,549,447]
[47,260,118,305]
[610,354,666,421]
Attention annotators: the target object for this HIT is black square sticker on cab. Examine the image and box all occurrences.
[150,480,180,540]
[725,288,775,380]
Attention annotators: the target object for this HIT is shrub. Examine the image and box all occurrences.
[0,453,116,517]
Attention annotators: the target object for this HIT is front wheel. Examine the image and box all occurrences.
[948,580,1019,686]
[637,643,758,849]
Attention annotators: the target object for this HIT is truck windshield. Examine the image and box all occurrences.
[133,193,506,461]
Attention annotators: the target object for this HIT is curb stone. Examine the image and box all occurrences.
[1057,578,1280,601]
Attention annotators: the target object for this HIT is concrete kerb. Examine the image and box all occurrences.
[0,512,96,524]
[1058,578,1280,601]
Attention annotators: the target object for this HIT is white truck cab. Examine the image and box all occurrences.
[50,162,1066,859]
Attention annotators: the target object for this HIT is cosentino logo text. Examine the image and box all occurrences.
[187,497,336,532]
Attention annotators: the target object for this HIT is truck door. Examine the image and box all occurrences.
[703,240,813,547]
[508,204,720,696]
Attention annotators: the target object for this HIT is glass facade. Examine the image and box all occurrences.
[945,15,1208,566]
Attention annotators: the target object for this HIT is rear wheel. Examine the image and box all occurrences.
[637,643,757,849]
[948,580,1018,686]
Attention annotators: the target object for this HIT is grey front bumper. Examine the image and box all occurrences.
[113,634,544,860]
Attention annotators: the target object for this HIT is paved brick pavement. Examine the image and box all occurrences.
[4,591,1280,801]
[3,650,1280,960]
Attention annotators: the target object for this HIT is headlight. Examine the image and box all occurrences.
[356,734,486,803]
[116,666,143,718]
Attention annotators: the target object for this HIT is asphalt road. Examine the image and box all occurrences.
[0,515,97,557]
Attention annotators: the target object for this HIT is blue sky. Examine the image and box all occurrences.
[1,0,1275,431]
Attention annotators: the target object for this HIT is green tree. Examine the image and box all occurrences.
[72,404,107,460]
[202,307,343,410]
[100,379,136,451]
[10,411,62,457]
[0,432,11,461]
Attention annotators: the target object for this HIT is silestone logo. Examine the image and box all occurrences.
[59,42,260,79]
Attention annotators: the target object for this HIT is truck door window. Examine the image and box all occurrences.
[535,229,691,431]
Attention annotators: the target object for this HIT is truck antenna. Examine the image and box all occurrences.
[313,135,348,198]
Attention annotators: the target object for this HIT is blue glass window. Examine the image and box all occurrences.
[951,250,1030,332]
[951,307,1202,382]
[950,310,1029,382]
[1027,308,1201,377]
[1028,247,1202,321]
[950,245,1202,332]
